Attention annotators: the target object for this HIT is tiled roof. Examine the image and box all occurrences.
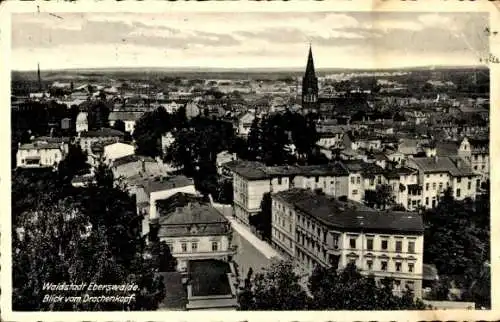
[80,128,124,138]
[113,154,155,167]
[19,142,61,150]
[273,188,423,234]
[225,160,349,180]
[142,175,194,194]
[411,156,476,177]
[108,111,144,121]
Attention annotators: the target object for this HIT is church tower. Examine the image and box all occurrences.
[37,63,42,92]
[301,45,319,111]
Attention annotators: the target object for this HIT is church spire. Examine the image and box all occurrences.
[302,44,319,111]
[305,44,316,78]
[37,62,42,92]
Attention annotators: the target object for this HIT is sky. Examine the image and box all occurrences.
[11,12,489,71]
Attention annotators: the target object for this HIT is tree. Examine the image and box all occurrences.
[423,187,489,303]
[57,144,90,182]
[112,120,126,133]
[134,107,173,157]
[12,164,170,310]
[238,260,308,310]
[246,117,263,161]
[308,263,425,310]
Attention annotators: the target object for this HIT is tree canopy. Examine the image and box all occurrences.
[238,260,426,310]
[12,164,175,311]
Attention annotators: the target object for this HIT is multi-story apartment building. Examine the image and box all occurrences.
[457,137,489,184]
[226,161,349,225]
[341,160,386,203]
[272,188,424,298]
[384,167,421,211]
[408,156,479,208]
[155,200,236,272]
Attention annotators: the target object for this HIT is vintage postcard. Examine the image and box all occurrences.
[0,0,498,321]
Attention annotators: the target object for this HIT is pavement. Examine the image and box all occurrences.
[213,203,283,278]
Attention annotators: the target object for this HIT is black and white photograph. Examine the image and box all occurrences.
[3,2,494,319]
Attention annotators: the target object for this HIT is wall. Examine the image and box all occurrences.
[17,148,63,168]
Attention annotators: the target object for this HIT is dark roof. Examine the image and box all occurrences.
[225,160,349,180]
[411,156,476,177]
[158,272,187,310]
[113,154,155,167]
[436,141,459,157]
[19,142,61,150]
[384,166,417,179]
[341,160,385,177]
[188,260,232,297]
[273,188,423,234]
[158,202,229,237]
[80,128,124,138]
[467,137,489,148]
[142,175,194,194]
[108,111,144,121]
[156,192,207,216]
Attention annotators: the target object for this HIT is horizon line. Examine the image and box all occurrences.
[12,64,489,73]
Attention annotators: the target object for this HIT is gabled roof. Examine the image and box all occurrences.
[80,128,124,138]
[411,156,476,177]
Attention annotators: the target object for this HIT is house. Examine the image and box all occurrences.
[16,142,65,168]
[133,175,197,235]
[79,128,124,154]
[384,167,420,211]
[272,188,425,298]
[154,197,236,272]
[237,112,255,138]
[108,111,143,134]
[457,137,489,183]
[103,142,135,163]
[407,156,479,208]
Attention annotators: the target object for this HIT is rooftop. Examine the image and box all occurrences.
[141,175,194,194]
[273,188,423,234]
[112,154,155,167]
[80,127,125,138]
[188,260,232,297]
[19,142,61,150]
[411,156,476,177]
[108,111,144,121]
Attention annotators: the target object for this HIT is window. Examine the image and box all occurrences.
[425,197,429,206]
[367,238,373,250]
[395,262,402,272]
[369,178,374,186]
[381,261,388,271]
[468,181,472,190]
[477,179,481,191]
[474,165,478,170]
[395,240,402,252]
[408,241,415,254]
[456,189,461,198]
[432,182,436,190]
[181,243,187,253]
[351,177,355,184]
[439,183,443,191]
[212,241,219,251]
[457,177,461,183]
[349,238,357,249]
[352,189,358,195]
[191,242,198,252]
[315,176,319,183]
[367,260,373,270]
[408,263,414,273]
[356,177,361,184]
[381,240,388,250]
[426,174,429,178]
[278,177,282,185]
[425,183,429,191]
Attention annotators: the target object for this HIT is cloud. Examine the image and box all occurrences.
[11,12,488,70]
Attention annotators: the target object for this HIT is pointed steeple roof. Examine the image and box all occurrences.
[304,44,316,78]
